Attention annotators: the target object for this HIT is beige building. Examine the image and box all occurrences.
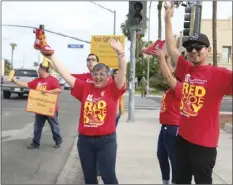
[201,17,232,70]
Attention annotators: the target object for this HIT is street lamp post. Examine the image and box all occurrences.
[89,1,116,35]
[146,0,152,96]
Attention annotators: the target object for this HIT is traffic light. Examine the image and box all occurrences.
[128,1,147,31]
[183,7,192,36]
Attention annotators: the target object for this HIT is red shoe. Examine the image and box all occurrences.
[182,101,198,117]
[39,35,54,56]
[142,40,165,56]
[33,28,44,50]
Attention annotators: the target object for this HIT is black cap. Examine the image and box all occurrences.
[182,33,210,48]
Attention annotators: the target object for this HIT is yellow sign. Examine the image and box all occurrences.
[26,89,58,117]
[8,70,15,81]
[90,35,125,69]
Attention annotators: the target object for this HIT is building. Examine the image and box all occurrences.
[201,17,232,70]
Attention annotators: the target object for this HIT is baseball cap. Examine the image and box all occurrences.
[182,33,210,48]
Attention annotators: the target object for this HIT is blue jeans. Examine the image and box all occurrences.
[32,111,62,146]
[157,124,178,183]
[78,133,118,184]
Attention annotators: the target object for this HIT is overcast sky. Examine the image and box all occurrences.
[2,1,232,73]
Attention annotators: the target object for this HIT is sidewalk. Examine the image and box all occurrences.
[117,110,232,184]
[56,110,232,184]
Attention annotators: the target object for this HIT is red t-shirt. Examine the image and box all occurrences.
[71,79,126,136]
[159,83,182,126]
[71,73,93,82]
[175,56,232,147]
[27,75,61,111]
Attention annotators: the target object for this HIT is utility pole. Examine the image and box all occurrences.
[128,29,137,122]
[113,10,116,35]
[193,1,203,33]
[146,0,152,96]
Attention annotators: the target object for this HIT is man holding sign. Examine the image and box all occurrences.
[11,63,62,149]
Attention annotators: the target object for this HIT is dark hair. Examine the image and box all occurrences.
[88,53,99,62]
[39,63,49,72]
[112,69,118,79]
[92,63,110,74]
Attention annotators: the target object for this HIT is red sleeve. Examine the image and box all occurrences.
[27,79,37,89]
[71,78,86,101]
[218,68,232,95]
[175,56,193,82]
[110,81,127,100]
[51,77,61,89]
[173,81,182,99]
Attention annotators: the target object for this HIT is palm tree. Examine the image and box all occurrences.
[10,43,17,69]
[157,1,163,40]
[212,1,217,66]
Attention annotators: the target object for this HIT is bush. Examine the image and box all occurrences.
[149,75,170,91]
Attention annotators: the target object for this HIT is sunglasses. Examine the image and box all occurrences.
[186,44,207,52]
[86,58,97,62]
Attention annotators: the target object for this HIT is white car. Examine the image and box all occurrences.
[64,82,71,90]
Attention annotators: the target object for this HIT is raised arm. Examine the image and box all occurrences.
[46,55,76,88]
[154,49,177,89]
[165,54,174,74]
[164,3,180,65]
[109,38,126,89]
[11,78,29,88]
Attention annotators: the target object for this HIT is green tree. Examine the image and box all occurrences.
[4,59,11,75]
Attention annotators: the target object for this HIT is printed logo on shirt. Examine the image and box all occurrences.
[180,76,207,117]
[83,94,107,127]
[36,82,47,91]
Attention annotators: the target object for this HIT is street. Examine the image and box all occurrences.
[123,94,232,112]
[2,91,81,184]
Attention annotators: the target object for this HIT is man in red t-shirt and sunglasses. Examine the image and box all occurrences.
[164,3,232,184]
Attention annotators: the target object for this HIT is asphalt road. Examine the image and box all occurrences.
[2,90,80,184]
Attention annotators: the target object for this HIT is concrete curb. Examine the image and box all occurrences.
[224,123,232,133]
[55,137,84,184]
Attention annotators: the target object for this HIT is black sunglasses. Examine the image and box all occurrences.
[86,58,97,62]
[186,44,207,52]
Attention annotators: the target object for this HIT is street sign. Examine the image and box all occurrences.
[90,35,125,69]
[68,44,84,49]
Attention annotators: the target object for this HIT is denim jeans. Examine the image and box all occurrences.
[157,124,178,184]
[78,133,118,184]
[32,111,62,146]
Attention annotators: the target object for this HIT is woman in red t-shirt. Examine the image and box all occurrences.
[37,37,126,184]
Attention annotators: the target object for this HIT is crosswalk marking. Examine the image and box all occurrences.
[123,95,161,111]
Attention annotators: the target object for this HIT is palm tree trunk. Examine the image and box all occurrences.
[212,1,217,66]
[157,1,163,40]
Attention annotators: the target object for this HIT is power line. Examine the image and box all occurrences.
[2,24,91,44]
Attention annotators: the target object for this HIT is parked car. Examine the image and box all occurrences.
[64,82,71,90]
[1,69,38,99]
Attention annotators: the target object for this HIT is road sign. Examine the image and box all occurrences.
[68,44,84,49]
[90,35,125,69]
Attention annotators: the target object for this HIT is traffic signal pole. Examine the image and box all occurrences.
[128,29,136,122]
[193,1,203,33]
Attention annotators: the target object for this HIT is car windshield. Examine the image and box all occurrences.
[15,70,38,77]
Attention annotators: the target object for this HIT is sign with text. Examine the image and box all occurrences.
[68,44,84,49]
[26,90,58,117]
[90,35,125,69]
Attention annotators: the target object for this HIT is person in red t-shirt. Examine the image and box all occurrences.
[164,3,232,184]
[11,63,62,149]
[152,51,181,184]
[39,38,126,184]
[71,53,99,82]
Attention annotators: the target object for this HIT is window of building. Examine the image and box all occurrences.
[222,46,232,63]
